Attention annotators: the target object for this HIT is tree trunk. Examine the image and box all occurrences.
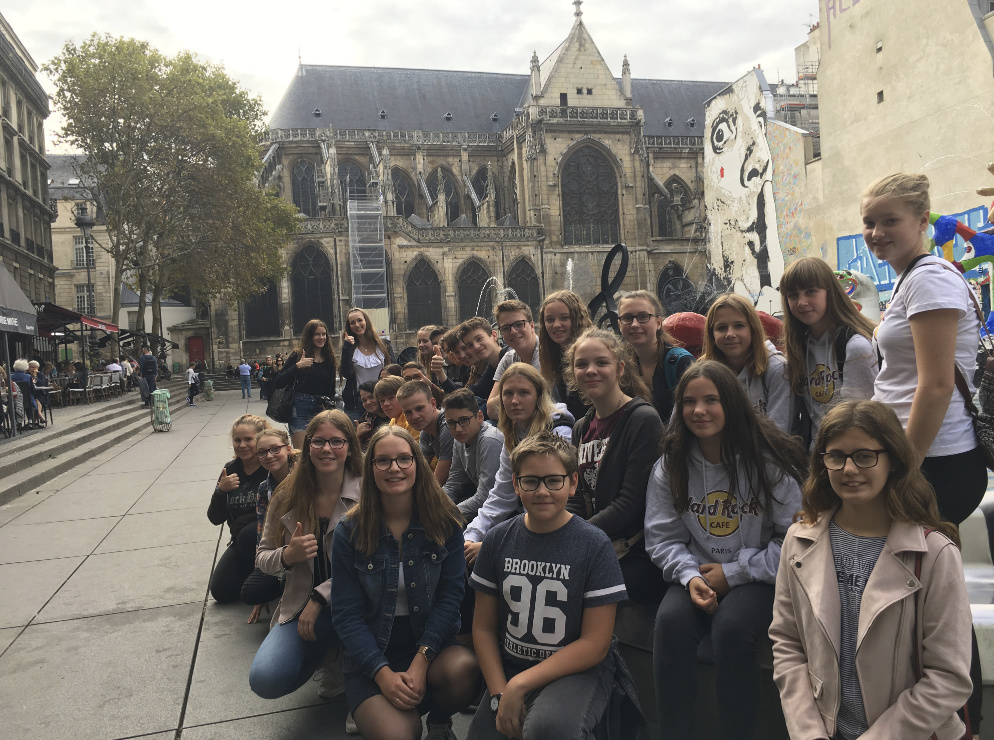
[151,281,163,357]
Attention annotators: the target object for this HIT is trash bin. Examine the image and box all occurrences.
[151,388,172,432]
[173,361,181,374]
[202,379,214,401]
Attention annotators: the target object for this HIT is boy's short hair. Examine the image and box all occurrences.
[442,387,480,414]
[396,379,433,403]
[510,431,578,477]
[374,375,405,399]
[495,299,532,323]
[358,380,378,395]
[382,363,403,377]
[429,326,447,342]
[441,328,461,351]
[402,361,429,375]
[458,317,493,341]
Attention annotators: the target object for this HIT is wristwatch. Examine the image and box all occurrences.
[490,693,502,712]
[418,645,436,664]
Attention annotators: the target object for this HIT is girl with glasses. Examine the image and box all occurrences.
[537,290,593,421]
[617,290,694,422]
[274,319,340,449]
[251,410,362,706]
[566,328,665,604]
[645,361,806,740]
[243,428,298,624]
[208,415,272,605]
[332,425,479,740]
[701,293,793,432]
[779,257,878,448]
[771,400,972,740]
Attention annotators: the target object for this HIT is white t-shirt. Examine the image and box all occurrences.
[873,256,979,456]
[186,368,197,385]
[803,329,877,446]
[492,341,541,383]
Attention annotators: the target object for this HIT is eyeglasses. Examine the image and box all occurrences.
[256,445,287,459]
[445,416,476,429]
[515,474,569,492]
[499,319,529,335]
[373,455,415,471]
[310,437,347,450]
[618,313,657,325]
[821,449,887,470]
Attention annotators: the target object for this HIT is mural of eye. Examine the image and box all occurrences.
[753,102,767,134]
[710,111,737,154]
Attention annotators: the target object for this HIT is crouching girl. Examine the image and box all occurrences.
[770,400,972,739]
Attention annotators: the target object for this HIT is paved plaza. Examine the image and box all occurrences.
[0,391,472,739]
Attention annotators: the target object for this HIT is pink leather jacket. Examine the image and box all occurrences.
[255,470,360,628]
[770,510,972,740]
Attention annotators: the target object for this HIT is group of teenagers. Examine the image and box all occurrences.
[206,172,984,740]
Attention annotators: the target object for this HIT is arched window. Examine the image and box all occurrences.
[561,146,620,245]
[471,167,502,226]
[406,258,443,331]
[339,160,367,200]
[506,259,540,318]
[393,168,416,218]
[426,168,460,224]
[244,280,280,339]
[291,159,318,217]
[458,259,493,322]
[656,261,698,315]
[656,193,677,238]
[656,177,688,238]
[291,244,334,335]
[508,161,519,224]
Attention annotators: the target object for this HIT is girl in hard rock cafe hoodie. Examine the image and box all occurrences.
[645,360,806,740]
[770,400,973,740]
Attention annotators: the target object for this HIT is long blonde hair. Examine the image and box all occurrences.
[264,410,362,541]
[497,362,558,453]
[345,426,463,555]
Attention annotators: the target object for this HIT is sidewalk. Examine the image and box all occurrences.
[0,391,476,739]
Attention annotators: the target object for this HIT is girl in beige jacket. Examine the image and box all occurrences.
[770,401,973,739]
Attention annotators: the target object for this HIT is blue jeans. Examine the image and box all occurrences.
[290,392,325,434]
[240,375,251,397]
[249,608,338,699]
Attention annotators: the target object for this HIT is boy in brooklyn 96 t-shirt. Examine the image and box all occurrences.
[467,432,627,740]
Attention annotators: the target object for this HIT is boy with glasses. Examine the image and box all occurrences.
[397,380,453,484]
[467,432,629,740]
[442,389,505,520]
[486,300,540,420]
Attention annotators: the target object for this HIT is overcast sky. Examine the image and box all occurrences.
[8,0,819,150]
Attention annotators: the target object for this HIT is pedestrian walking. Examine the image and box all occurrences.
[238,359,253,399]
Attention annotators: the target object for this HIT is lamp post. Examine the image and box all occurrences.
[75,205,95,366]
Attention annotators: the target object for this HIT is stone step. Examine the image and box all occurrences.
[0,398,193,507]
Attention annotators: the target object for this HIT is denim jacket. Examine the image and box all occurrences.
[331,508,465,680]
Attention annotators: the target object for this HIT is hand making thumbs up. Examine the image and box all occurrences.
[217,466,240,492]
[430,346,446,382]
[297,351,314,370]
[283,521,318,564]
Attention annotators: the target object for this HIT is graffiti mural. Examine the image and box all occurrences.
[767,119,815,261]
[704,70,784,304]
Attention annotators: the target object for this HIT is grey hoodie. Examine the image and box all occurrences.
[644,442,802,589]
[736,341,792,433]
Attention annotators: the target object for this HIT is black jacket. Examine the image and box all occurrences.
[568,396,664,542]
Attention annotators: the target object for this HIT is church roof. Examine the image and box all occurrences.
[269,64,727,140]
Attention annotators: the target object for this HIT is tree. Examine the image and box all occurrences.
[44,35,298,350]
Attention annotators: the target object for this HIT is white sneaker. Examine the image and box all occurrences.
[345,712,359,735]
[317,651,345,700]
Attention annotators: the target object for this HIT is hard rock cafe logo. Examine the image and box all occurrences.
[808,364,838,405]
[689,491,755,537]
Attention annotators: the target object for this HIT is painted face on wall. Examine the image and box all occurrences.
[704,71,784,300]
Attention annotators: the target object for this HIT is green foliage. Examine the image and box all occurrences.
[43,34,297,314]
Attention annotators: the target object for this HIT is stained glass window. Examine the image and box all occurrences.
[339,160,367,200]
[291,244,334,334]
[506,259,540,318]
[244,280,280,338]
[458,260,493,322]
[393,168,416,218]
[426,169,460,224]
[406,258,443,330]
[656,193,676,238]
[291,159,318,217]
[471,167,502,225]
[561,147,620,245]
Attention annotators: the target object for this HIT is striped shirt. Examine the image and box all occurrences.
[830,521,887,740]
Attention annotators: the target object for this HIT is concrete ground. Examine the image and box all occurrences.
[0,391,472,740]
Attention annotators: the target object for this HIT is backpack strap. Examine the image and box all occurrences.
[663,346,693,390]
[834,326,855,380]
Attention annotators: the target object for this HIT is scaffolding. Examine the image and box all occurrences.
[347,195,389,311]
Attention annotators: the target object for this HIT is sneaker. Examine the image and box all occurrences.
[425,721,457,740]
[345,712,359,735]
[317,652,345,700]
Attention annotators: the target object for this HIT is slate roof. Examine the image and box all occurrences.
[269,64,729,139]
[45,154,92,198]
[120,284,186,308]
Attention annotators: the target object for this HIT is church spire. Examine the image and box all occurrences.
[573,0,582,18]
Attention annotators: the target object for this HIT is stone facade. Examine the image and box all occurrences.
[215,7,727,366]
[0,12,55,306]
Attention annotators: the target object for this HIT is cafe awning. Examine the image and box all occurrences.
[35,302,119,336]
[0,265,38,336]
